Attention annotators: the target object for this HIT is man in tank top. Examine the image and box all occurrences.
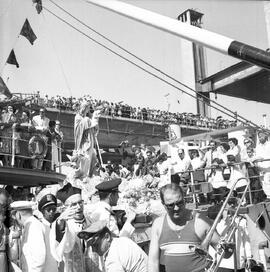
[148,183,233,272]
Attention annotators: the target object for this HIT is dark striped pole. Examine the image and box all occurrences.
[87,0,270,71]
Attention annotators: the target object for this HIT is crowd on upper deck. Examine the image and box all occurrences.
[24,92,237,129]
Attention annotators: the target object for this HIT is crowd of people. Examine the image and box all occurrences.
[26,93,238,129]
[0,175,257,272]
[0,106,63,170]
[100,130,270,205]
[0,131,268,271]
[0,99,269,272]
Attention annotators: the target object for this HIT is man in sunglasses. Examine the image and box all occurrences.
[38,193,58,271]
[78,220,148,272]
[148,183,233,272]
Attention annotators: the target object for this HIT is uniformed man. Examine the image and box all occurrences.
[50,183,101,272]
[10,201,47,272]
[38,194,58,271]
[78,220,148,272]
[91,178,135,237]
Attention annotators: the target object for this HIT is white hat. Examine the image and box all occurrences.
[10,201,35,211]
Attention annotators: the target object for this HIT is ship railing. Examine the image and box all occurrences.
[33,99,237,130]
[0,123,62,173]
[173,159,270,207]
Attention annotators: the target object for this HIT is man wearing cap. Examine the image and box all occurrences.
[38,194,59,272]
[32,108,50,131]
[91,178,135,237]
[50,183,100,272]
[10,201,47,272]
[78,221,148,272]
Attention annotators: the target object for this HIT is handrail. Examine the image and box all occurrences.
[0,123,62,173]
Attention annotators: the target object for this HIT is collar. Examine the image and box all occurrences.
[41,218,51,227]
[74,216,86,225]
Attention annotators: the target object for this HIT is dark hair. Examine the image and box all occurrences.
[160,183,184,204]
[220,143,230,152]
[228,138,238,146]
[49,120,56,128]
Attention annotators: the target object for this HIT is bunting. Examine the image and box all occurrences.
[0,77,12,98]
[33,0,43,14]
[20,19,37,45]
[6,49,19,68]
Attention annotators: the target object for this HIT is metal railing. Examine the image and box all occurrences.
[172,159,270,207]
[0,123,62,173]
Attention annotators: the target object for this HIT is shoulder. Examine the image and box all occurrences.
[193,212,212,238]
[151,215,165,237]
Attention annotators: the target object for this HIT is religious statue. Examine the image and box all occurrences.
[73,102,100,178]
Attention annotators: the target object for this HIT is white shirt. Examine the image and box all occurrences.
[255,141,270,172]
[171,156,191,174]
[40,218,58,272]
[32,115,50,130]
[21,216,46,272]
[105,237,148,272]
[90,201,134,237]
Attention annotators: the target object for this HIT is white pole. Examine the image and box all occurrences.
[87,0,232,53]
[87,0,270,70]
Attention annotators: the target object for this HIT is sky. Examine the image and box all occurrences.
[0,0,270,126]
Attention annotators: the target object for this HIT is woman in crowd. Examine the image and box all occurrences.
[1,105,17,166]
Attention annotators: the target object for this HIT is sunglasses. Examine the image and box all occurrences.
[44,206,56,212]
[164,199,185,210]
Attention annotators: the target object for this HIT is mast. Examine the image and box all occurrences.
[87,0,270,71]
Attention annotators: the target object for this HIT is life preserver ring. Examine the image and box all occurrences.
[28,135,48,157]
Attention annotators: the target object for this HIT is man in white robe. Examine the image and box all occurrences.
[50,183,101,272]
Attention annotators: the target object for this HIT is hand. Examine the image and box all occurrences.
[125,209,136,224]
[58,206,77,221]
[245,258,253,270]
[219,242,235,259]
[11,229,22,239]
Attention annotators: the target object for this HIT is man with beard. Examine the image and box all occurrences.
[50,183,100,272]
[38,194,58,271]
[148,183,233,272]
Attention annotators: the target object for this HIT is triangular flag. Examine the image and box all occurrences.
[6,49,19,68]
[20,19,37,45]
[0,77,12,98]
[33,0,43,14]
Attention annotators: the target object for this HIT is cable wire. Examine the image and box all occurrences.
[43,5,264,130]
[46,0,260,129]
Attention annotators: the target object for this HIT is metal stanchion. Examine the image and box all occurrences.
[11,123,17,167]
[190,172,198,208]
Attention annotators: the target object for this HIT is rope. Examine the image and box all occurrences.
[47,0,260,129]
[41,4,262,129]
